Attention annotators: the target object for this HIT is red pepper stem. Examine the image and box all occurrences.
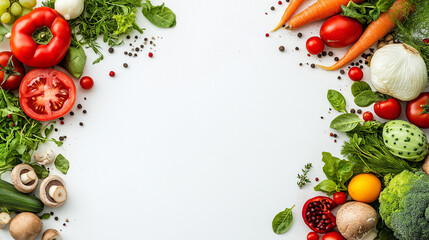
[32,26,53,45]
[0,56,20,86]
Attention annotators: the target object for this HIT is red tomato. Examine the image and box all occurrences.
[306,37,325,55]
[333,192,347,205]
[80,76,94,90]
[374,98,401,120]
[320,15,363,48]
[19,68,76,121]
[322,232,345,240]
[406,92,429,128]
[348,67,363,81]
[363,111,374,121]
[307,232,319,240]
[0,51,25,91]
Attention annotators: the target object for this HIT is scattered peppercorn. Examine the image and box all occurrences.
[77,104,82,109]
[334,57,339,61]
[359,60,363,63]
[351,62,355,66]
[322,51,327,56]
[123,63,128,68]
[54,128,58,132]
[328,51,333,56]
[350,109,356,113]
[124,51,128,55]
[297,33,302,38]
[108,48,114,53]
[55,217,58,221]
[70,111,74,116]
[84,97,87,100]
[128,52,132,56]
[83,110,87,114]
[50,212,54,216]
[79,122,84,126]
[59,136,64,141]
[320,116,324,119]
[337,76,341,80]
[144,38,148,41]
[126,35,130,39]
[135,47,140,51]
[317,54,322,58]
[63,223,66,227]
[279,46,285,52]
[134,53,137,57]
[295,47,299,50]
[310,64,315,68]
[334,139,337,143]
[333,134,337,138]
[357,109,362,114]
[360,66,364,69]
[60,117,64,121]
[271,6,275,10]
[135,36,138,39]
[299,63,303,66]
[109,71,115,77]
[340,70,345,74]
[66,219,69,222]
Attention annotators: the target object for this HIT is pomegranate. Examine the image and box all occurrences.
[302,196,337,233]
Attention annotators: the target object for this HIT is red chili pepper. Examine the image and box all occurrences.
[10,7,71,68]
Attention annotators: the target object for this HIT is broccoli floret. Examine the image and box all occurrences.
[379,171,429,240]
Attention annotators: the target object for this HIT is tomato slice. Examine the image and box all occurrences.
[19,68,76,121]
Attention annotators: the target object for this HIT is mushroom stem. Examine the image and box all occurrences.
[20,171,37,184]
[49,186,67,203]
[0,212,11,229]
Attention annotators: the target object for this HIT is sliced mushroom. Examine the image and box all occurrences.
[9,212,42,240]
[42,229,61,240]
[0,212,11,229]
[39,175,67,208]
[34,149,55,165]
[11,164,39,193]
[336,201,378,240]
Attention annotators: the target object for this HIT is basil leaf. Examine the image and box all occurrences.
[354,90,378,107]
[327,90,347,113]
[314,179,337,195]
[30,164,49,179]
[376,0,395,12]
[341,1,372,24]
[330,113,363,132]
[272,205,295,234]
[351,81,371,97]
[60,46,87,79]
[55,154,70,175]
[142,0,176,28]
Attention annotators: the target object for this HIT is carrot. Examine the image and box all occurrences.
[318,0,413,71]
[272,0,306,32]
[285,0,365,30]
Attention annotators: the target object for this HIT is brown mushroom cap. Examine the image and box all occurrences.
[422,155,429,175]
[336,201,378,240]
[11,164,39,193]
[9,212,42,240]
[42,229,61,240]
[39,175,67,208]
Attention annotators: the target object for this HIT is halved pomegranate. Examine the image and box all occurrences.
[302,196,337,233]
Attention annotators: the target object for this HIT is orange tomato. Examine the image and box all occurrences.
[348,173,381,203]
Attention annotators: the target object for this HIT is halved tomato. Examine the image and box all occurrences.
[19,68,76,121]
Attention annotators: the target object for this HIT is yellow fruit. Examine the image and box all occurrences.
[348,173,381,203]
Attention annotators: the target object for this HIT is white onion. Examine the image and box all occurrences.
[55,0,84,20]
[370,44,427,101]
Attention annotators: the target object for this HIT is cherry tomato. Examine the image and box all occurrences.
[322,231,345,240]
[306,36,325,55]
[406,92,429,128]
[363,111,374,121]
[0,51,25,91]
[348,67,363,81]
[307,232,319,240]
[374,98,401,120]
[80,76,94,90]
[320,15,363,48]
[333,192,347,205]
[19,68,76,121]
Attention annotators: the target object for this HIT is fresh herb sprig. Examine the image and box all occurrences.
[341,0,396,24]
[297,163,312,189]
[0,89,62,177]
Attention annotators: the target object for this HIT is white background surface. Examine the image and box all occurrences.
[0,0,387,239]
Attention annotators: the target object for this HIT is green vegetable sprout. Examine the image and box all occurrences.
[297,163,312,189]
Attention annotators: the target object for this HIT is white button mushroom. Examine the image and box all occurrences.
[9,212,42,240]
[0,212,11,229]
[42,229,61,240]
[39,175,68,208]
[336,202,378,240]
[11,164,39,193]
[34,149,55,165]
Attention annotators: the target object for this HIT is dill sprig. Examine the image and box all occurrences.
[297,163,312,189]
[394,0,429,75]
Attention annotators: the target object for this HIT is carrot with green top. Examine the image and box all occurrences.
[285,0,366,30]
[318,0,413,71]
[272,0,306,32]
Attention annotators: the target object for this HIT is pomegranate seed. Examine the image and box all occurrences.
[315,177,319,181]
[60,121,64,125]
[109,71,115,77]
[11,123,15,127]
[278,1,282,4]
[7,114,11,118]
[265,33,269,37]
[424,39,429,44]
[148,52,154,58]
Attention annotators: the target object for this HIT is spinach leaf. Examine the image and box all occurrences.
[55,154,70,175]
[142,0,176,28]
[314,152,354,195]
[272,205,295,234]
[330,113,363,132]
[341,0,396,24]
[30,164,49,179]
[60,46,87,79]
[354,90,388,107]
[351,81,371,97]
[327,90,347,113]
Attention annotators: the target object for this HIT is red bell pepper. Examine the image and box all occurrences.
[10,7,71,68]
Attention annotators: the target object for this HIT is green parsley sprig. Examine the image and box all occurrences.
[297,163,312,189]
